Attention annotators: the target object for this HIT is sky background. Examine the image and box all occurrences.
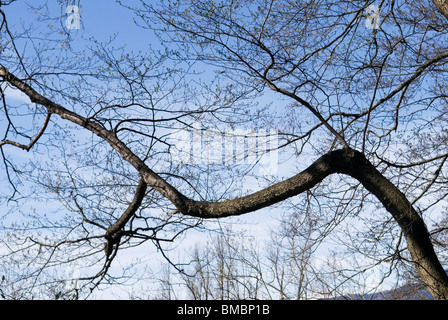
[0,1,409,299]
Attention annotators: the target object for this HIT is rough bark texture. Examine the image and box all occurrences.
[2,67,448,298]
[335,149,448,300]
[432,0,448,20]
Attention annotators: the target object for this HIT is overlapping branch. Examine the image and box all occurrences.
[2,59,448,297]
[104,178,147,257]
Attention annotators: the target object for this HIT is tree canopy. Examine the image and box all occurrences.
[1,0,448,299]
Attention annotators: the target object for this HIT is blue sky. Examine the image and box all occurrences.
[0,1,289,298]
[1,1,422,299]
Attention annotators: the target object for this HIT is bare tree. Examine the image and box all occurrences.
[1,0,448,299]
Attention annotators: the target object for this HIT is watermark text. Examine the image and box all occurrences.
[169,123,279,175]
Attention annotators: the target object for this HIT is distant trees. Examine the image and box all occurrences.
[1,0,448,299]
[178,221,317,300]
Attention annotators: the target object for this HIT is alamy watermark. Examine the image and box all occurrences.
[169,122,279,175]
[365,4,380,30]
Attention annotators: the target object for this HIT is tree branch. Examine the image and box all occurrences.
[0,66,339,218]
[0,66,190,211]
[104,177,147,257]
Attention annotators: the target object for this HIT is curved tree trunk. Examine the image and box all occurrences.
[1,67,448,298]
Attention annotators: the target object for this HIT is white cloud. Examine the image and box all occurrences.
[3,86,30,104]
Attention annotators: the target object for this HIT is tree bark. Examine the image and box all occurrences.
[1,67,448,298]
[104,177,147,257]
[432,0,448,20]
